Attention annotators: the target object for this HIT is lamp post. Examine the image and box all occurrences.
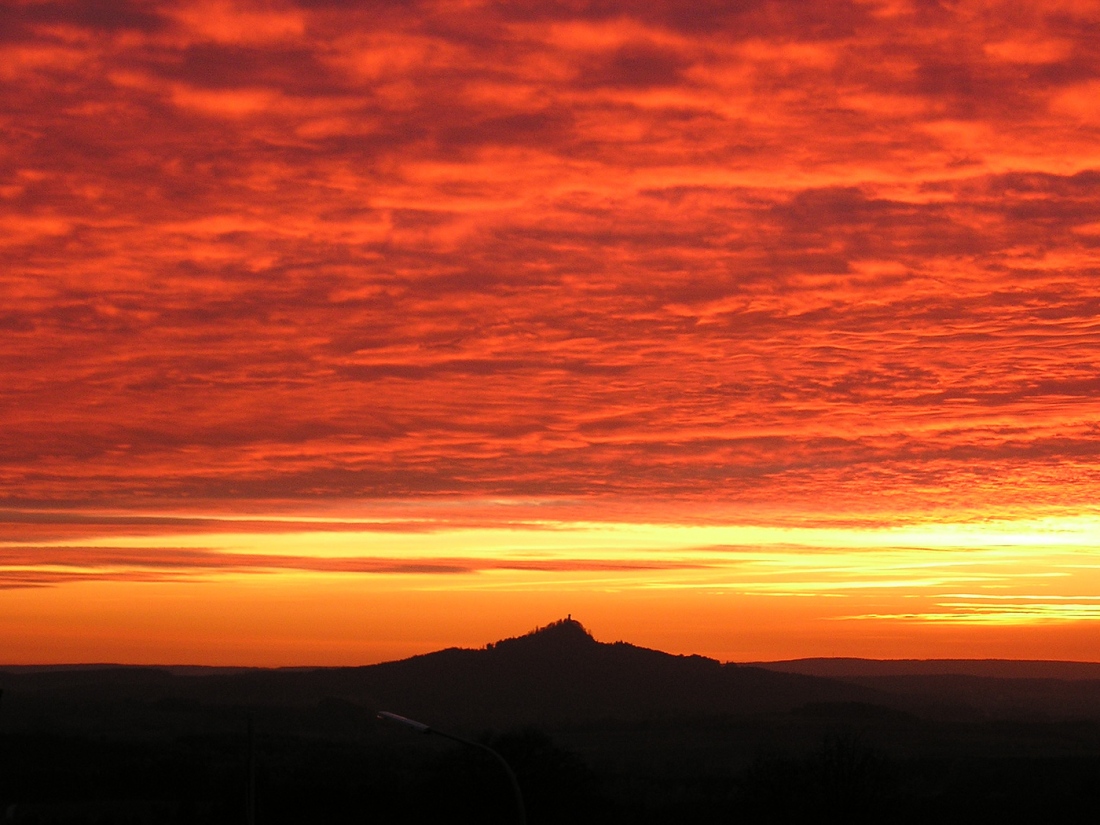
[246,715,256,825]
[377,711,526,825]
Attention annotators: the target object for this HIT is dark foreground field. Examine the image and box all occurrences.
[4,620,1100,824]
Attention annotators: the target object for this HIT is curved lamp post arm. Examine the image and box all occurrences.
[377,711,430,732]
[377,711,527,825]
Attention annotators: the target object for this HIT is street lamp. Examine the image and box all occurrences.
[377,711,526,825]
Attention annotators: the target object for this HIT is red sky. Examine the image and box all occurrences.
[3,0,1100,665]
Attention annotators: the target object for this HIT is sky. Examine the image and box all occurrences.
[3,0,1100,665]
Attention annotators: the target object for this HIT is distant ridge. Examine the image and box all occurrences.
[750,658,1100,681]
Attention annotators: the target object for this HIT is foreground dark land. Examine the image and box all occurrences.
[3,620,1100,824]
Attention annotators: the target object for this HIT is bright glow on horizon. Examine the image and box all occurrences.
[4,504,1100,664]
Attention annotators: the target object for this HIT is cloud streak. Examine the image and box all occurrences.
[0,543,691,589]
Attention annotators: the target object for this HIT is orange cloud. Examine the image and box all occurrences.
[4,0,1100,661]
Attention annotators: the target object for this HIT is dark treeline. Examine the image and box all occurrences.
[4,715,1100,824]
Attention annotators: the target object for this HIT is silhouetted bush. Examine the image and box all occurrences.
[737,731,888,824]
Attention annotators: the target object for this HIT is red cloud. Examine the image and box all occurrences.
[1,0,1099,521]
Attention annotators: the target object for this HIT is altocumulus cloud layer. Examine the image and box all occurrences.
[3,0,1100,519]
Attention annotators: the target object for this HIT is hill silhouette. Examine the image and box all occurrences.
[0,618,883,734]
[7,619,1100,733]
[355,617,883,725]
[6,620,1100,824]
